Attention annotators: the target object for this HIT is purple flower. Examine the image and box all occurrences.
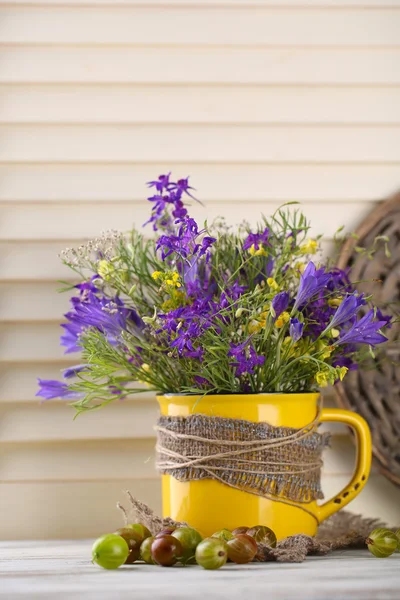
[243,228,270,251]
[184,346,204,361]
[145,174,201,231]
[169,177,197,201]
[194,375,210,388]
[228,340,265,376]
[335,309,388,346]
[329,294,364,329]
[199,236,217,258]
[61,293,142,353]
[36,379,82,401]
[170,321,202,354]
[293,262,331,311]
[376,308,393,329]
[62,364,89,379]
[289,318,304,342]
[225,280,247,301]
[147,173,171,193]
[271,291,290,319]
[333,355,357,371]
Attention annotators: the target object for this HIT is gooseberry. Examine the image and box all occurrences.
[232,526,249,535]
[127,523,152,541]
[114,527,142,564]
[172,527,203,564]
[140,536,156,564]
[155,527,176,538]
[227,534,258,564]
[366,528,398,558]
[92,534,129,570]
[247,525,277,548]
[395,529,400,552]
[195,538,228,570]
[211,528,234,542]
[151,534,183,566]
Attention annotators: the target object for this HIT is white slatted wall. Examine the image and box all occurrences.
[1,0,399,539]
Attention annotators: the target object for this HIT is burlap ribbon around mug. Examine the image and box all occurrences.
[155,412,330,515]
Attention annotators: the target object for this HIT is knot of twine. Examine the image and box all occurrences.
[155,412,330,514]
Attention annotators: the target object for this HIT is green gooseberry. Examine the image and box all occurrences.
[211,528,234,542]
[395,529,400,552]
[195,538,228,570]
[172,527,203,564]
[92,534,129,570]
[140,536,156,564]
[247,525,277,548]
[366,528,398,558]
[127,523,152,541]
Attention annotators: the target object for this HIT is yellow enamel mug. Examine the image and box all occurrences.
[157,393,372,540]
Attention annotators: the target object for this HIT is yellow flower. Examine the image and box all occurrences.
[138,363,151,385]
[275,312,290,328]
[161,291,187,312]
[300,239,318,255]
[328,297,343,308]
[249,244,267,257]
[97,259,114,280]
[248,319,263,334]
[295,262,306,275]
[315,371,329,387]
[165,271,182,288]
[331,328,340,339]
[267,277,280,291]
[151,271,162,280]
[338,366,348,381]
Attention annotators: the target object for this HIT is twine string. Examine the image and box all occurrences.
[155,411,329,517]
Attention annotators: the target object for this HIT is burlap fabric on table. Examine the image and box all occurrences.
[117,493,395,563]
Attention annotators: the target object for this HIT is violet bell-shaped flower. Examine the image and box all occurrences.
[334,309,388,347]
[293,262,331,311]
[36,379,83,401]
[328,293,365,330]
[271,291,290,319]
[289,318,304,342]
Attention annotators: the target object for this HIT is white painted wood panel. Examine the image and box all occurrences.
[0,435,355,482]
[5,1,400,6]
[0,480,162,539]
[3,85,400,125]
[0,1,399,540]
[0,242,72,281]
[2,6,399,46]
[0,475,398,540]
[1,164,399,202]
[0,322,73,362]
[0,282,71,321]
[2,47,400,84]
[1,125,399,163]
[0,400,159,442]
[0,201,374,240]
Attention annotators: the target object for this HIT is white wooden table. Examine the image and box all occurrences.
[1,541,399,599]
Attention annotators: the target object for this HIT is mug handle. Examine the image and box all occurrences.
[317,408,372,523]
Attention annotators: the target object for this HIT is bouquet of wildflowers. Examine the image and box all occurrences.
[37,174,391,415]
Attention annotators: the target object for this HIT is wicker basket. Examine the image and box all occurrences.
[335,193,400,487]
